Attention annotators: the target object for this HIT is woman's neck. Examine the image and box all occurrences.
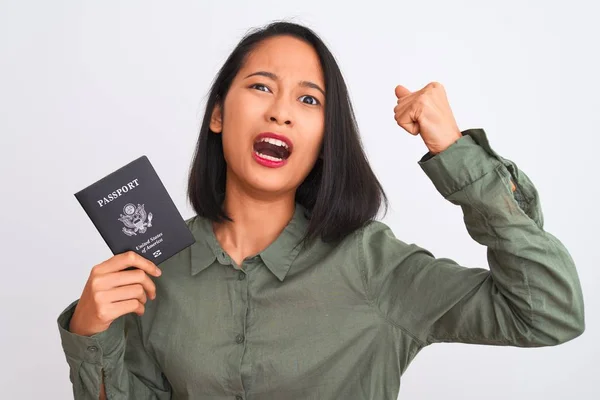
[212,190,296,268]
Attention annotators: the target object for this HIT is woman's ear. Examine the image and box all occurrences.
[209,102,223,134]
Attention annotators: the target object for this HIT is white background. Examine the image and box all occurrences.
[1,0,598,398]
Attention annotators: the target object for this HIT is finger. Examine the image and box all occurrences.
[95,269,157,299]
[102,284,150,304]
[394,112,420,135]
[394,101,416,128]
[110,299,146,318]
[393,91,416,114]
[396,93,413,105]
[395,84,412,100]
[94,251,161,277]
[394,100,411,114]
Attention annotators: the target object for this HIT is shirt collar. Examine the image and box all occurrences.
[190,202,310,281]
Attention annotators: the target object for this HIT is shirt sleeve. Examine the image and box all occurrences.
[57,299,172,399]
[357,128,585,348]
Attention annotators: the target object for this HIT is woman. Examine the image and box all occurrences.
[57,21,585,399]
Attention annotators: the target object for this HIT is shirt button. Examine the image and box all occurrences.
[235,334,245,344]
[238,272,245,280]
[87,346,98,353]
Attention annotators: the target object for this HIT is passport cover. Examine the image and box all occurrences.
[74,155,196,265]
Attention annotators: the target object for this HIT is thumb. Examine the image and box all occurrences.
[395,84,412,100]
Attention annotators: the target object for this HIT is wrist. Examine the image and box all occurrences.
[430,132,463,155]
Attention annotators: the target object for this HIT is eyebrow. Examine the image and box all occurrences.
[244,71,326,97]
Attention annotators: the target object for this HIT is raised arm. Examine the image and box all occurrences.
[358,128,585,348]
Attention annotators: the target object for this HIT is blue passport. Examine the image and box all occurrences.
[74,155,195,265]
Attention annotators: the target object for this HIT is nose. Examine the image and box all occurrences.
[266,97,293,126]
[270,116,291,125]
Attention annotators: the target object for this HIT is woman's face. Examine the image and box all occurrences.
[210,35,326,198]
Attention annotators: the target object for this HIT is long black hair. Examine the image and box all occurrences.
[187,20,388,245]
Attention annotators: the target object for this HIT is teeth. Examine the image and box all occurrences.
[259,137,289,149]
[255,151,283,162]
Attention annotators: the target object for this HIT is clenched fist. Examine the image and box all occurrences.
[68,251,162,337]
[394,81,462,155]
[394,82,516,192]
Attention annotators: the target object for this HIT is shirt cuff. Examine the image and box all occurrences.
[417,128,503,198]
[418,130,467,163]
[57,299,126,366]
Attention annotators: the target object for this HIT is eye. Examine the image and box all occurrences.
[250,83,271,93]
[299,95,320,106]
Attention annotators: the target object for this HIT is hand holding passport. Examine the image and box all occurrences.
[68,156,196,338]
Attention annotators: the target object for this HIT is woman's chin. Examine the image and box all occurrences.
[251,181,293,195]
[243,173,296,196]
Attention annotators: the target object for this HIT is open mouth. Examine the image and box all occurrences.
[253,136,292,162]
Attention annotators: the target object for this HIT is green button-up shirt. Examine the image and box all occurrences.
[57,128,585,400]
